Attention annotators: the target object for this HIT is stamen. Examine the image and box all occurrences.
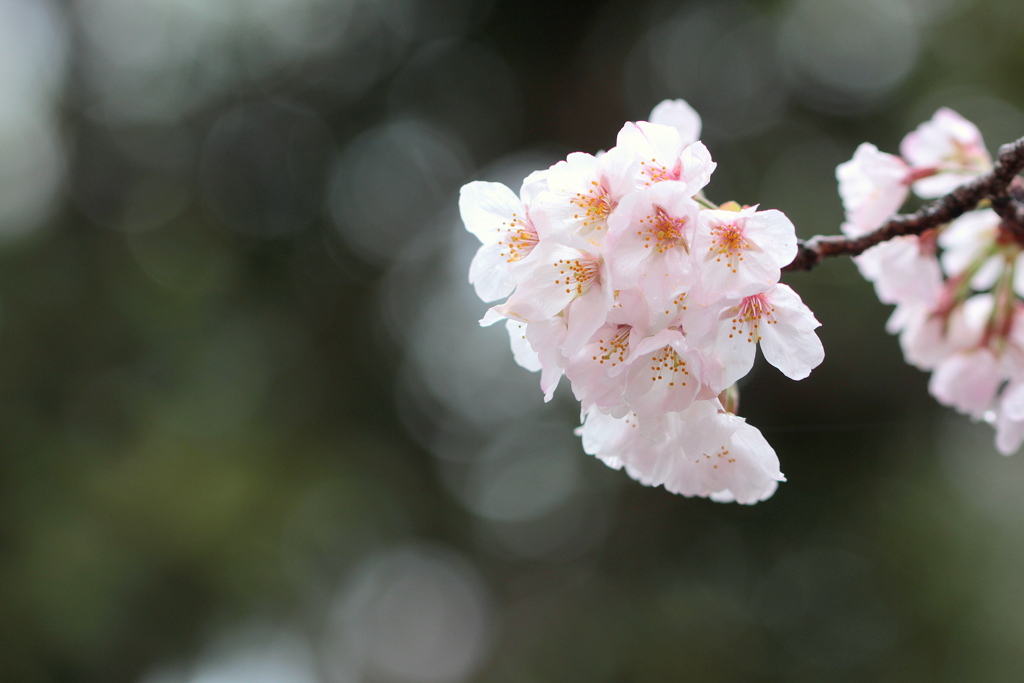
[552,255,601,295]
[708,219,752,273]
[648,346,689,386]
[727,293,777,343]
[496,214,540,263]
[569,182,615,231]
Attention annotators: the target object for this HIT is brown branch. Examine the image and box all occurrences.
[784,135,1024,272]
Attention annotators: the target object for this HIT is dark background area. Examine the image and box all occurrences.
[2,0,1024,680]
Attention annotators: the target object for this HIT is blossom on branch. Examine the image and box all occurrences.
[834,108,1024,455]
[461,100,824,503]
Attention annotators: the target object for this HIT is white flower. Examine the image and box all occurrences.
[648,99,702,147]
[615,121,715,194]
[691,206,798,302]
[836,142,909,236]
[705,283,824,391]
[531,147,637,246]
[465,101,821,503]
[938,209,1002,287]
[928,347,1003,420]
[854,236,944,307]
[577,401,783,504]
[619,327,705,419]
[497,239,613,357]
[605,181,700,320]
[460,175,545,302]
[900,107,992,198]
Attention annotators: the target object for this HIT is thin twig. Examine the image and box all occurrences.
[784,135,1024,272]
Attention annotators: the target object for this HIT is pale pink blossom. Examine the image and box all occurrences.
[615,121,715,194]
[461,178,543,302]
[465,100,822,503]
[995,380,1024,455]
[836,143,910,236]
[853,236,944,306]
[531,146,637,245]
[938,209,1002,289]
[605,181,700,319]
[622,327,703,419]
[505,319,541,373]
[648,98,702,147]
[705,283,824,390]
[691,206,798,301]
[896,293,993,371]
[496,239,614,357]
[900,107,992,198]
[928,347,1003,419]
[576,400,783,504]
[502,317,566,402]
[563,322,637,416]
[576,408,638,474]
[664,400,783,504]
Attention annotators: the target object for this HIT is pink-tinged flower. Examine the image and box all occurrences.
[524,315,569,401]
[563,322,639,416]
[890,302,947,370]
[502,317,566,402]
[706,283,824,391]
[463,101,821,503]
[505,318,541,373]
[648,99,702,147]
[896,293,993,371]
[928,347,1003,419]
[854,236,944,307]
[615,121,716,194]
[938,209,1002,289]
[691,206,798,301]
[576,400,784,504]
[606,182,700,318]
[900,108,992,198]
[576,409,669,483]
[622,327,702,418]
[995,380,1024,455]
[497,240,613,357]
[461,177,544,302]
[663,400,783,505]
[836,143,910,237]
[531,146,638,245]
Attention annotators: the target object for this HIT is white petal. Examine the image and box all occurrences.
[562,285,611,357]
[746,209,797,269]
[759,319,824,381]
[459,181,524,243]
[928,349,1002,419]
[649,99,702,146]
[506,319,541,372]
[468,243,516,302]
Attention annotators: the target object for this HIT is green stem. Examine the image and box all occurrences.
[693,194,719,211]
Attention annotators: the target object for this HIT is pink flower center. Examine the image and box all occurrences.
[636,208,690,254]
[497,213,539,262]
[728,294,777,343]
[570,180,615,231]
[652,209,689,253]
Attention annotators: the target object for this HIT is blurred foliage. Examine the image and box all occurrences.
[1,0,1024,681]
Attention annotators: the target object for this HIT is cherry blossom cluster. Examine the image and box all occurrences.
[461,100,824,504]
[837,108,1024,454]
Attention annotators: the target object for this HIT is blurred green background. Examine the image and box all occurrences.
[2,0,1024,680]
